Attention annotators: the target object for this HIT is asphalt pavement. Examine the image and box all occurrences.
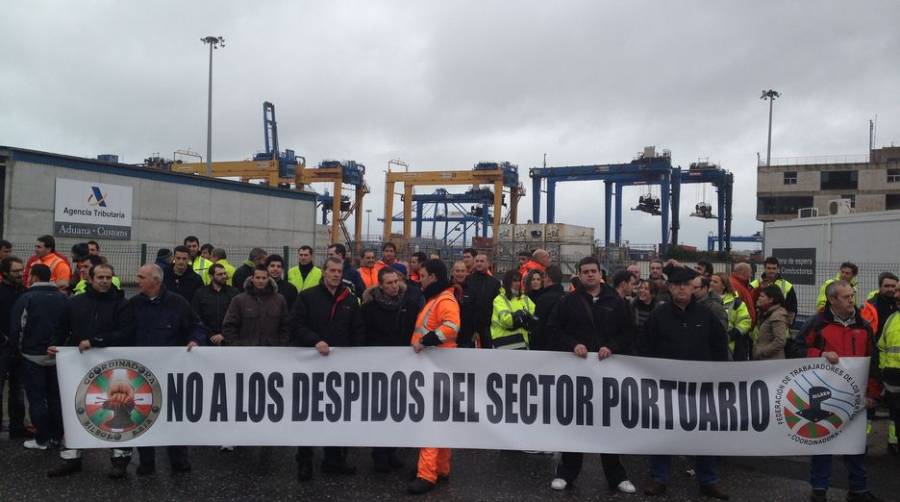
[1,419,899,502]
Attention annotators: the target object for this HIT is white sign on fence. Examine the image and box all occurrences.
[54,178,133,240]
[56,347,869,455]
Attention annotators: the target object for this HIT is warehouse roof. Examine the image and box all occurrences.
[0,146,317,202]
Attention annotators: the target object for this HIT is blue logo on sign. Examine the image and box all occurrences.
[88,186,107,207]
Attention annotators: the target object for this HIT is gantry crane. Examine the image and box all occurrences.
[170,101,304,186]
[530,147,734,252]
[386,188,495,246]
[530,149,674,247]
[166,101,368,251]
[382,161,521,244]
[296,160,368,253]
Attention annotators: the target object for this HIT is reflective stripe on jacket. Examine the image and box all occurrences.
[193,256,212,285]
[412,287,460,348]
[490,290,535,350]
[879,312,900,370]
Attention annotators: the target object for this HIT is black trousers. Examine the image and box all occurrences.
[296,446,348,466]
[557,452,628,489]
[137,446,189,466]
[371,447,397,463]
[0,353,26,434]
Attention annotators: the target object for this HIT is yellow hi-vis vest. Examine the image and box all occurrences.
[288,265,323,292]
[490,289,535,350]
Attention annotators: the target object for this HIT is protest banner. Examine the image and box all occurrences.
[56,347,869,455]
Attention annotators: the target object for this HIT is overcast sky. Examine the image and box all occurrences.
[3,1,899,248]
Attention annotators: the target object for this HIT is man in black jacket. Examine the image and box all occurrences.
[233,247,267,293]
[46,263,131,478]
[291,257,365,481]
[164,246,204,303]
[192,263,239,346]
[119,263,207,475]
[266,254,298,308]
[531,265,564,351]
[459,253,500,348]
[868,272,898,340]
[546,257,636,494]
[361,267,419,472]
[9,264,68,450]
[327,243,365,298]
[0,256,27,439]
[639,264,729,500]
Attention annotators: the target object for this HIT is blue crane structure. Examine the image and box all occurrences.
[530,153,674,248]
[530,150,734,252]
[707,232,760,252]
[671,162,734,252]
[387,188,495,246]
[252,101,303,181]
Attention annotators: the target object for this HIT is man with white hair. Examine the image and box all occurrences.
[117,263,207,476]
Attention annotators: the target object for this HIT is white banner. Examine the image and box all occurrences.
[56,347,869,455]
[54,178,133,240]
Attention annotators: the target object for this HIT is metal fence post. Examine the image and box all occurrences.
[140,243,147,266]
[283,245,290,268]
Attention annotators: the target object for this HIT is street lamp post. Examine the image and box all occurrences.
[760,89,781,167]
[201,36,225,177]
[366,209,372,240]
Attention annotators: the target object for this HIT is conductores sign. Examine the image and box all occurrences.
[54,178,133,240]
[772,248,817,286]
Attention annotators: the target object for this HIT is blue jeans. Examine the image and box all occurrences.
[810,454,867,492]
[650,455,718,486]
[21,360,63,444]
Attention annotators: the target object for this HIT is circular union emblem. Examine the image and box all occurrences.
[774,364,861,445]
[74,359,162,442]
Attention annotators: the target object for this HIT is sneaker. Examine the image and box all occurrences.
[220,446,235,452]
[617,480,637,494]
[550,478,568,491]
[407,477,435,495]
[47,459,82,477]
[847,491,883,502]
[23,439,48,450]
[810,489,827,502]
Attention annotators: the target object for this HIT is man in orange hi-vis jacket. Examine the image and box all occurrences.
[408,259,461,495]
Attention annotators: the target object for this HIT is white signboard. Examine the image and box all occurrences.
[54,178,133,240]
[56,347,870,455]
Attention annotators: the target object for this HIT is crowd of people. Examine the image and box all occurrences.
[0,235,897,501]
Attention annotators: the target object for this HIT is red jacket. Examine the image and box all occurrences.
[803,307,881,400]
[730,274,757,326]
